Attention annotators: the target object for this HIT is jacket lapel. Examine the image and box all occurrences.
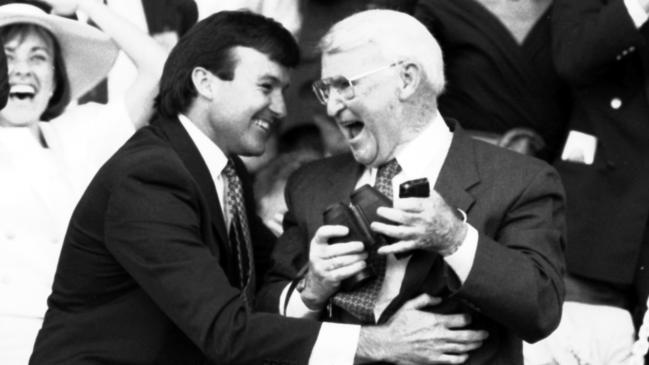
[154,116,229,252]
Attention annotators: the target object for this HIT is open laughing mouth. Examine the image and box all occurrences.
[340,120,365,140]
[9,84,37,101]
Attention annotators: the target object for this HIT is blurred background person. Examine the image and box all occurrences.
[524,0,649,364]
[253,124,324,236]
[0,0,166,363]
[82,0,197,121]
[414,0,571,161]
[193,0,301,36]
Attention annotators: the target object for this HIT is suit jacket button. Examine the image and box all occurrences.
[610,97,622,110]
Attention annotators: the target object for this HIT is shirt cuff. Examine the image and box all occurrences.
[624,0,649,27]
[443,224,478,283]
[308,322,360,365]
[279,282,322,319]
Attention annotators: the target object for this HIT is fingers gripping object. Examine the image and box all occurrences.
[322,179,431,290]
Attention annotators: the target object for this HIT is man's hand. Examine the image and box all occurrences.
[371,191,467,256]
[300,225,368,310]
[357,294,488,364]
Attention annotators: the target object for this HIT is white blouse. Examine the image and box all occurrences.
[0,100,134,362]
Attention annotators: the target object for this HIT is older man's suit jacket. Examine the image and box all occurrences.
[30,115,321,365]
[552,0,649,306]
[257,123,566,364]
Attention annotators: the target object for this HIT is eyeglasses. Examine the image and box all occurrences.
[312,61,402,105]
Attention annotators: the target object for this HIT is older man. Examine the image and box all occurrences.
[258,9,566,364]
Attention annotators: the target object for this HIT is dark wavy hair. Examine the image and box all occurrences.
[0,23,71,120]
[155,10,300,119]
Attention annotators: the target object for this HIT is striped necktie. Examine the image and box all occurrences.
[223,161,255,308]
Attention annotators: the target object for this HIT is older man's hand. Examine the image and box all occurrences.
[299,225,368,310]
[357,294,488,364]
[372,190,468,256]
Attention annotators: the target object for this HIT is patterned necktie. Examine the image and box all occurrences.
[332,159,401,323]
[223,161,255,308]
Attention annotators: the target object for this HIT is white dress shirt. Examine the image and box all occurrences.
[282,112,480,364]
[625,0,649,27]
[177,114,231,225]
[0,101,134,365]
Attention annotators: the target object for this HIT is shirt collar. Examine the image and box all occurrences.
[177,113,229,179]
[392,110,453,180]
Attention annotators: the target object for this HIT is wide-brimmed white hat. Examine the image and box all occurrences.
[0,3,118,99]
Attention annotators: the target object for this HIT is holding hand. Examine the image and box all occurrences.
[358,293,488,364]
[299,225,367,310]
[372,190,467,256]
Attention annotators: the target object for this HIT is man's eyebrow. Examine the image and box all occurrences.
[258,74,282,84]
[259,74,291,89]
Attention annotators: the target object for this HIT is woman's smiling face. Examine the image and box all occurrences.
[1,26,56,127]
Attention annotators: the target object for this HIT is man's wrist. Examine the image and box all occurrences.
[439,209,468,256]
[355,326,388,363]
[298,275,328,311]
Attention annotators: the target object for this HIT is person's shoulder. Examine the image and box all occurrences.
[469,137,559,182]
[101,125,187,183]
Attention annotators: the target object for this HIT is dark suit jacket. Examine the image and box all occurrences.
[258,123,566,364]
[30,115,321,365]
[552,0,649,302]
[415,0,570,160]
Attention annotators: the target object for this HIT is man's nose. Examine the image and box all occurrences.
[270,92,287,119]
[325,89,345,118]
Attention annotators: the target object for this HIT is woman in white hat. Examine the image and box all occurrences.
[0,1,166,363]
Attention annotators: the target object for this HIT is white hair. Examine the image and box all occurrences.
[319,9,445,95]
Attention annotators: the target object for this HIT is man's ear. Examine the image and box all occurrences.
[397,61,422,100]
[191,67,216,100]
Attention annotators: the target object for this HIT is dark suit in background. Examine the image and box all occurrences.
[552,0,649,323]
[414,0,570,161]
[524,0,649,363]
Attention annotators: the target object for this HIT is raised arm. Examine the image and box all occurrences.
[41,0,168,128]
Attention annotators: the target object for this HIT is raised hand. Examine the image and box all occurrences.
[372,190,467,256]
[37,0,90,16]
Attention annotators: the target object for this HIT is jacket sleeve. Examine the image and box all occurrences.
[455,164,566,342]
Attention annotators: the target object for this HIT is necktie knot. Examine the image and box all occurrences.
[223,161,238,184]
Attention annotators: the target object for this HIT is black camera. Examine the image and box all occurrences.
[323,185,394,291]
[322,179,431,291]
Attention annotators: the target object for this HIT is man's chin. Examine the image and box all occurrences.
[351,149,376,167]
